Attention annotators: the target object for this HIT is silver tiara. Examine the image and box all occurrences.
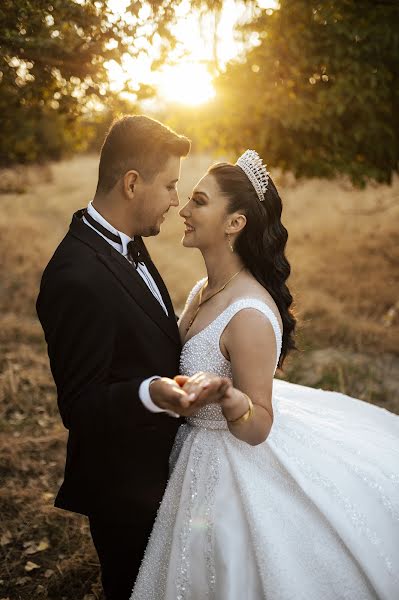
[235,150,269,202]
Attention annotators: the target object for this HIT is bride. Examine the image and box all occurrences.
[131,151,399,599]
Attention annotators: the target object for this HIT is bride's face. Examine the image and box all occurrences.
[179,173,229,250]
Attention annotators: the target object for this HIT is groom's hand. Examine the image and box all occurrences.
[149,377,198,416]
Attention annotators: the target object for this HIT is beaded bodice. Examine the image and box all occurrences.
[179,279,282,429]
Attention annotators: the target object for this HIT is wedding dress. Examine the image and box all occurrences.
[131,279,399,600]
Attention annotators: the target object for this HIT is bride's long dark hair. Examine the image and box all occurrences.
[208,162,296,367]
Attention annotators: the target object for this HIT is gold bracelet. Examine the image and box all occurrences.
[226,393,254,425]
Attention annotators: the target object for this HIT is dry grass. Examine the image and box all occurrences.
[1,154,398,599]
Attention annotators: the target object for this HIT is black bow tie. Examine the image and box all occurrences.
[83,210,145,268]
[127,238,146,268]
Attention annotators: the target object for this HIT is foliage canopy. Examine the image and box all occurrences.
[0,0,176,163]
[204,0,399,184]
[1,0,398,184]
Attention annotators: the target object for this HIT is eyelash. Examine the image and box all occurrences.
[189,196,202,205]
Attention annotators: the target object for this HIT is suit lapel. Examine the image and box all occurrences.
[69,210,180,345]
[98,251,180,344]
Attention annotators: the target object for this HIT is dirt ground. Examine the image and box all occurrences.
[1,154,398,599]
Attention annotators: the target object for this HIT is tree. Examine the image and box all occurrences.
[205,0,399,185]
[0,0,178,163]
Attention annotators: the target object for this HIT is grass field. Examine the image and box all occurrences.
[1,154,398,599]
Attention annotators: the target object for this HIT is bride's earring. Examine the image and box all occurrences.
[227,233,234,253]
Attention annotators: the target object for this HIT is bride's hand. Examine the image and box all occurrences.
[174,372,232,407]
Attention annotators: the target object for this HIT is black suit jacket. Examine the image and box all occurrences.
[36,210,182,523]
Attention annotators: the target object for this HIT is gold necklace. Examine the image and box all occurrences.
[186,267,244,333]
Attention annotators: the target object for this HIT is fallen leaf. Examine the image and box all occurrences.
[24,538,50,555]
[44,569,54,579]
[37,539,49,552]
[25,561,40,572]
[0,532,12,546]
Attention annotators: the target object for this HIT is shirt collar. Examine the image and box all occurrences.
[87,200,133,256]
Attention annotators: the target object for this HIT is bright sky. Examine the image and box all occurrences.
[105,0,277,106]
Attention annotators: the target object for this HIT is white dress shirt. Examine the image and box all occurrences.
[83,201,177,417]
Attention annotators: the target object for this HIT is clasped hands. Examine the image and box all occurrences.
[150,372,232,417]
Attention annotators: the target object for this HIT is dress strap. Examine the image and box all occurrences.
[214,298,282,371]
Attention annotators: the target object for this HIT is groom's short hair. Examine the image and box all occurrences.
[96,115,190,194]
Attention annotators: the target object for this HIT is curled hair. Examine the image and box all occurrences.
[97,115,190,194]
[208,163,296,367]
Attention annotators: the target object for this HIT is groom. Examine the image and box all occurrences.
[36,115,223,600]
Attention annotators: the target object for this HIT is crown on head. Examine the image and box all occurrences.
[235,150,269,202]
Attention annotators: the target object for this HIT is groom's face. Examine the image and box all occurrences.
[133,155,182,236]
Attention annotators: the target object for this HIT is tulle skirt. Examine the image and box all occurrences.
[131,380,399,600]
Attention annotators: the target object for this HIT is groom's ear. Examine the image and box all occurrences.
[124,170,139,199]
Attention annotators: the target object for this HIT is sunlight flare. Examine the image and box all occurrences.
[156,62,216,105]
[104,0,280,106]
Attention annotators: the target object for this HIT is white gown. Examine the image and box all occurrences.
[131,281,399,600]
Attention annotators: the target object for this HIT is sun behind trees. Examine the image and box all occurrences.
[1,0,399,184]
